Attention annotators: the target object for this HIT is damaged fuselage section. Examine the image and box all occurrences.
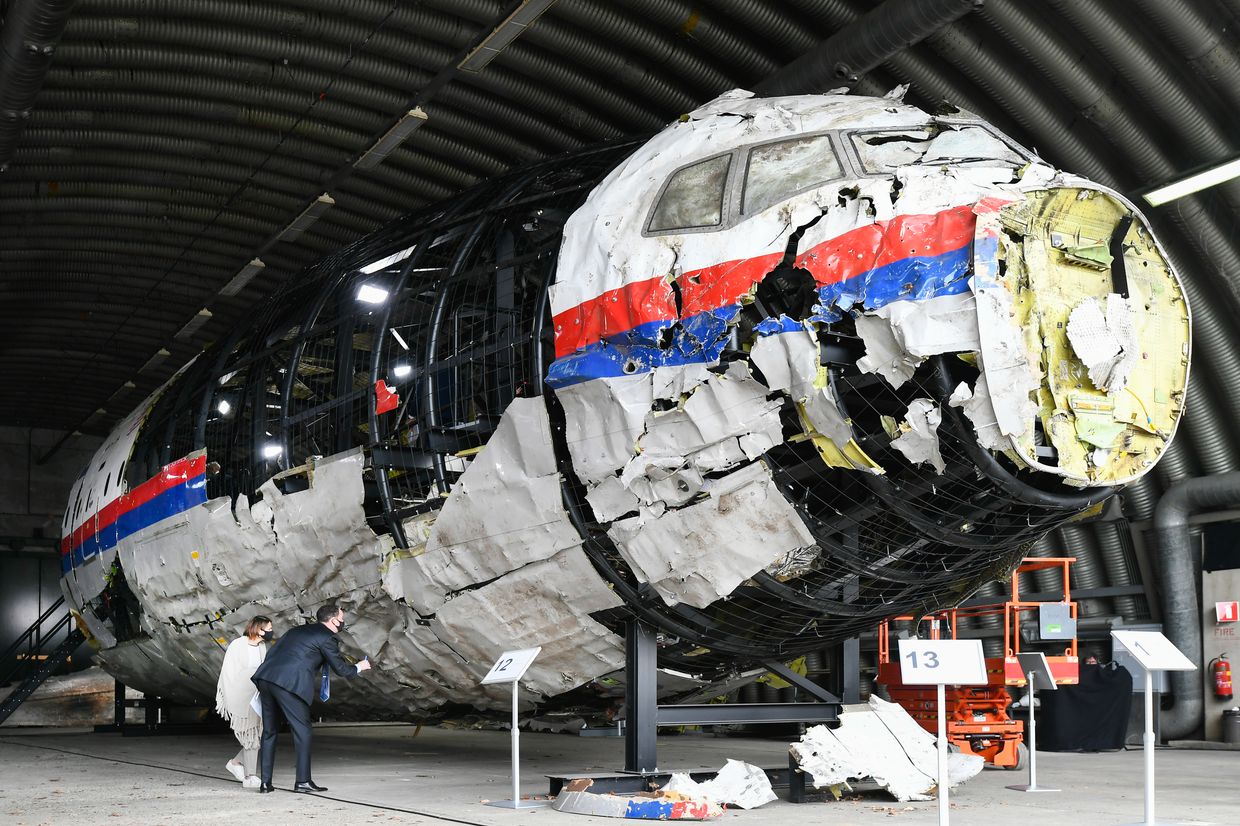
[59,90,1189,715]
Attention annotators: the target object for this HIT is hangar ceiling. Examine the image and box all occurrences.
[2,0,1240,533]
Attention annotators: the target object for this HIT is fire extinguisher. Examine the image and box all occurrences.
[1210,655,1233,700]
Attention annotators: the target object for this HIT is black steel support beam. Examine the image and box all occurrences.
[623,619,658,773]
[958,584,1148,609]
[655,703,839,726]
[761,658,841,703]
[842,637,861,703]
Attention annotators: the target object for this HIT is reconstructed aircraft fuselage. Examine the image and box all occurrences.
[60,90,1190,715]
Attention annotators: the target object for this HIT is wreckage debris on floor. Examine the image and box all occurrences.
[789,696,984,802]
[552,778,725,820]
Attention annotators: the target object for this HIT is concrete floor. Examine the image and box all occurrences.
[0,724,1233,826]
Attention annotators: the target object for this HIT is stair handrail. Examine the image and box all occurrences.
[0,596,70,684]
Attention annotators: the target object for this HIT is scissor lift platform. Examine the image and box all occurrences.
[877,557,1080,769]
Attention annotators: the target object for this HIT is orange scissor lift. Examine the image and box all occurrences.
[876,557,1080,769]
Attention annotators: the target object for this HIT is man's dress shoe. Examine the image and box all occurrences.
[258,782,275,794]
[294,781,328,793]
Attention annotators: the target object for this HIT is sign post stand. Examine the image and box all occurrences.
[1006,651,1058,793]
[481,647,546,810]
[1111,630,1197,826]
[898,631,987,826]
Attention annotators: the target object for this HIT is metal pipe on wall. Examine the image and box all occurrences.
[1152,471,1240,740]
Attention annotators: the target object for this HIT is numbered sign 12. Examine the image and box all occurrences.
[480,647,542,685]
[897,638,988,685]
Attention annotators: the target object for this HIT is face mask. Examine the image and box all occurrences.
[262,630,274,641]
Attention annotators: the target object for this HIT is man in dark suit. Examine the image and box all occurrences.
[251,603,371,793]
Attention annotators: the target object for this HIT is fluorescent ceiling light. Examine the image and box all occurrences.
[278,193,335,241]
[139,348,170,373]
[174,308,213,341]
[1144,156,1240,206]
[458,0,558,72]
[391,328,410,350]
[357,284,390,304]
[105,380,136,404]
[261,444,283,459]
[393,364,412,378]
[360,245,416,274]
[354,109,428,170]
[219,258,265,297]
[217,399,232,415]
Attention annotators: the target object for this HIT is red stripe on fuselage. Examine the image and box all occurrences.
[552,203,983,358]
[60,453,207,557]
[794,203,978,283]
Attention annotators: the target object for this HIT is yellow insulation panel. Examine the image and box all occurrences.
[998,188,1189,484]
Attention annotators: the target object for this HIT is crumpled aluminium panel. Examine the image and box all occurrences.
[789,697,984,802]
[389,397,583,616]
[608,462,817,609]
[91,431,625,713]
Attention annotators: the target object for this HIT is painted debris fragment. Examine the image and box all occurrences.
[663,759,778,809]
[552,779,724,820]
[789,697,984,802]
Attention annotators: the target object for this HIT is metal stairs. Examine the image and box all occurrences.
[0,596,85,725]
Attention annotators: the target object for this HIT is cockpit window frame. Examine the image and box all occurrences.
[843,119,1037,177]
[738,131,850,217]
[644,152,738,237]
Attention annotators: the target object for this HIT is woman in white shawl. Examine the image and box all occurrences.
[215,615,272,788]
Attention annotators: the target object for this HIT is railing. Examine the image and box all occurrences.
[0,596,73,687]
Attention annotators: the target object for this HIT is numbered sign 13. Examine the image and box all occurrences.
[897,638,988,685]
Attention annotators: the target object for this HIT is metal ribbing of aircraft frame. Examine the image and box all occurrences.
[3,0,1240,716]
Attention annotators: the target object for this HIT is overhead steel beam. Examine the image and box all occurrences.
[753,0,982,97]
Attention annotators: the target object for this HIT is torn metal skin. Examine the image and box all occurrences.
[790,697,984,802]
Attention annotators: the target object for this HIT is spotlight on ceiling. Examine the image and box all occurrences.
[457,0,558,72]
[391,328,410,350]
[219,258,266,297]
[354,110,428,171]
[1143,156,1240,206]
[278,193,335,241]
[261,443,283,459]
[393,364,412,378]
[217,399,232,416]
[356,284,390,304]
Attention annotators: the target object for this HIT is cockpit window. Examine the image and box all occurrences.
[921,126,1024,165]
[852,125,1026,173]
[852,129,937,173]
[743,134,842,215]
[648,154,731,232]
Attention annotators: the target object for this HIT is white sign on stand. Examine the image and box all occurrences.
[1111,630,1197,826]
[898,637,987,826]
[481,647,546,810]
[1006,652,1058,793]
